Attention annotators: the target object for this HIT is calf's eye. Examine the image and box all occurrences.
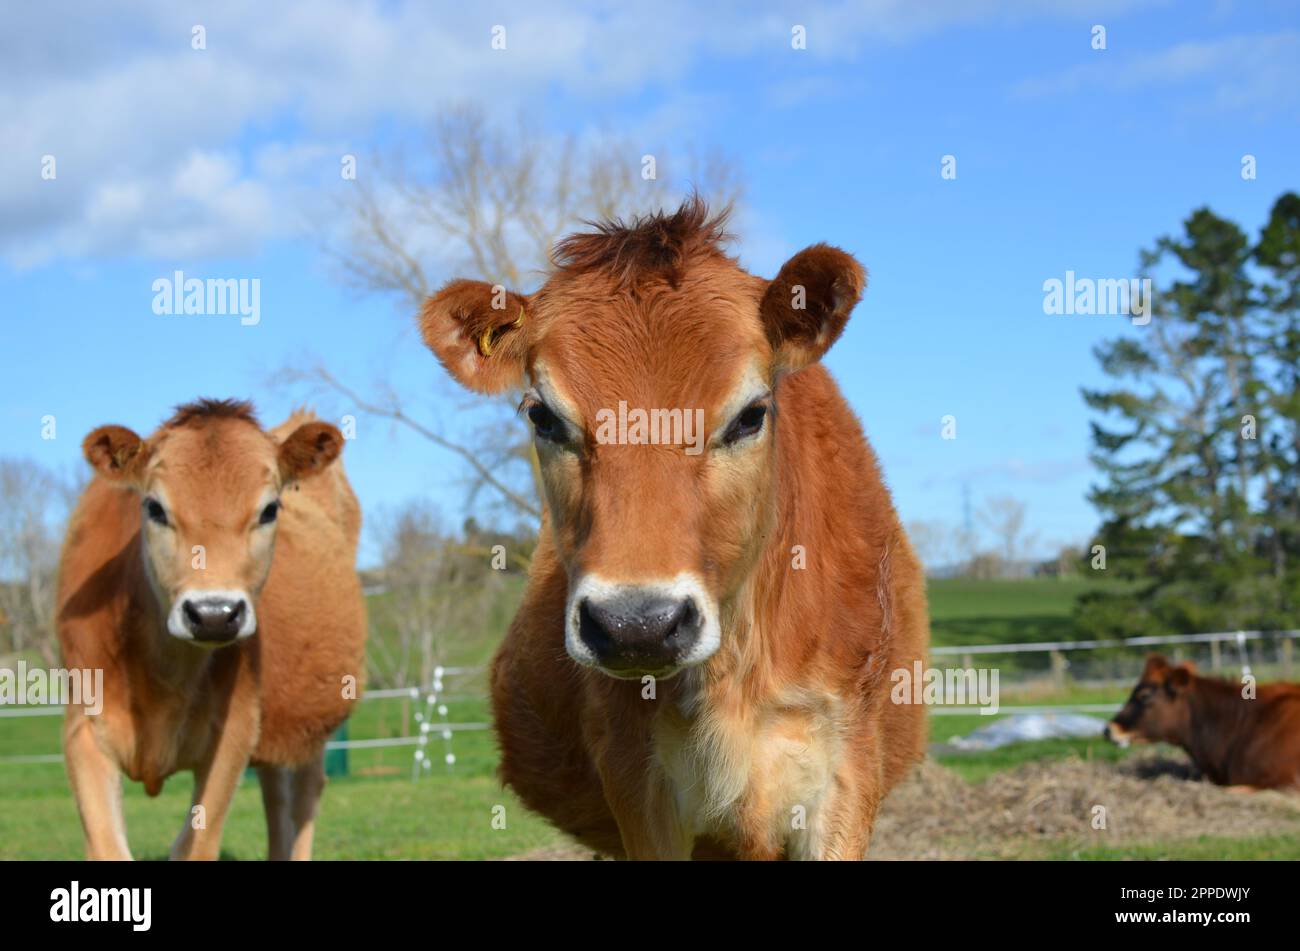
[723,403,767,445]
[527,403,564,443]
[259,501,280,525]
[144,498,168,527]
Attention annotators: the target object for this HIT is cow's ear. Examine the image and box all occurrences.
[760,244,865,373]
[83,426,149,485]
[279,421,343,483]
[1142,654,1170,677]
[419,279,531,394]
[1166,666,1193,694]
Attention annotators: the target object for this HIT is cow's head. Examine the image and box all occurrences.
[1105,654,1195,747]
[82,399,343,647]
[420,198,865,678]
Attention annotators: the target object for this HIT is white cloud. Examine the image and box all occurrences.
[918,456,1091,490]
[0,0,1173,267]
[1012,31,1300,117]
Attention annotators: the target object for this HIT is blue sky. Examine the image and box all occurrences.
[2,0,1298,566]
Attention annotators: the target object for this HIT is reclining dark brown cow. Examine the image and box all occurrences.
[419,198,930,859]
[1106,654,1300,791]
[58,399,367,859]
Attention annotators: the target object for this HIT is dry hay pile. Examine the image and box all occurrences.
[868,750,1300,859]
[507,750,1300,860]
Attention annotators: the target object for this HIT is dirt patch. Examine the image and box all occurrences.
[508,750,1300,860]
[869,750,1300,859]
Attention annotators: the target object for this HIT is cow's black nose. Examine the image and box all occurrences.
[182,597,247,643]
[578,592,701,673]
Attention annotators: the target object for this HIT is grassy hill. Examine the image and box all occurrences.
[927,576,1110,649]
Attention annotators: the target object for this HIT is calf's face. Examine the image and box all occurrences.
[421,228,865,678]
[82,404,342,647]
[1105,655,1193,747]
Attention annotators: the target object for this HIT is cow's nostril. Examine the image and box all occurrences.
[182,596,248,642]
[669,599,699,640]
[578,592,702,671]
[648,599,688,640]
[577,598,613,655]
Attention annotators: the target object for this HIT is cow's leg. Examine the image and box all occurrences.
[256,764,294,860]
[169,756,248,860]
[169,701,259,861]
[64,712,132,860]
[286,754,327,860]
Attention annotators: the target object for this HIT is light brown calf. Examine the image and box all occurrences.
[420,199,929,859]
[57,399,366,860]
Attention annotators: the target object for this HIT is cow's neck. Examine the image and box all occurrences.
[1180,677,1252,780]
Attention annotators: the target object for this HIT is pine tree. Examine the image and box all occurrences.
[1078,197,1299,637]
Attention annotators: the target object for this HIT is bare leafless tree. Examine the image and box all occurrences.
[329,108,741,310]
[905,519,956,573]
[366,500,521,688]
[0,458,77,665]
[978,495,1036,567]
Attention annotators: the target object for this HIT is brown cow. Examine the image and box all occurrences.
[1106,654,1300,791]
[419,198,929,859]
[57,399,367,860]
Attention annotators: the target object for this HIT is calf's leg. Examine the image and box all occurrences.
[169,698,260,861]
[257,764,294,860]
[64,712,132,860]
[287,754,327,860]
[257,754,326,860]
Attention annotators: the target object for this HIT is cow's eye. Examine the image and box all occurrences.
[527,403,564,443]
[723,403,767,445]
[144,498,168,527]
[259,501,280,525]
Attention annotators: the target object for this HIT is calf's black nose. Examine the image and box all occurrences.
[578,592,701,672]
[182,597,247,643]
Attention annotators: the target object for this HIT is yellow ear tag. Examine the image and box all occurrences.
[477,306,525,358]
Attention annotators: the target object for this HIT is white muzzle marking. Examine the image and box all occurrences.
[565,572,721,677]
[166,588,258,643]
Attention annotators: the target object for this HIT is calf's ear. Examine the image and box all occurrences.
[279,421,344,483]
[419,279,531,394]
[1166,666,1193,693]
[760,244,866,373]
[83,426,148,484]
[1142,654,1170,676]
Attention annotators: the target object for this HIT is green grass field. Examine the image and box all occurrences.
[3,576,1295,860]
[928,576,1101,647]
